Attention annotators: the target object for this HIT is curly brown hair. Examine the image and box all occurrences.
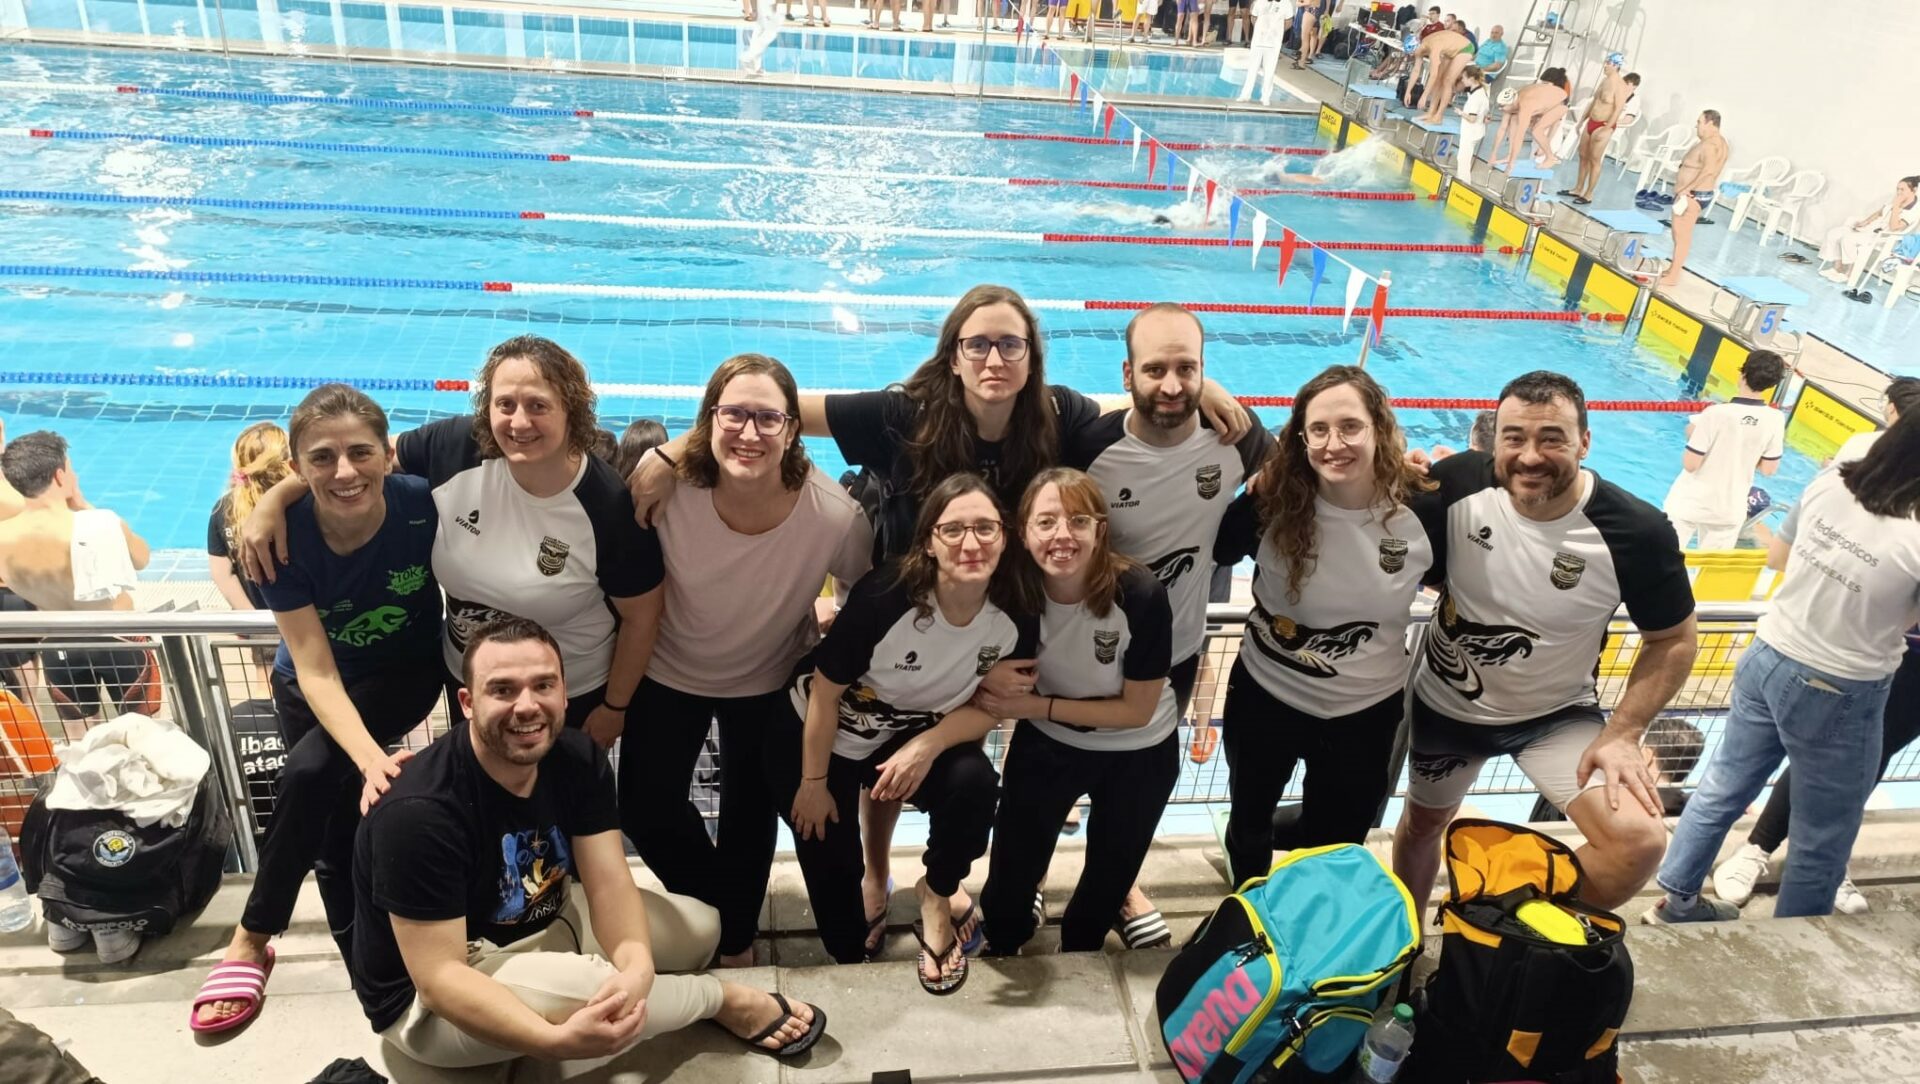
[469,335,600,461]
[901,285,1058,499]
[890,472,1030,623]
[1010,468,1134,619]
[1250,366,1433,603]
[681,353,811,492]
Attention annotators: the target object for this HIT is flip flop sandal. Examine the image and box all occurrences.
[188,946,276,1034]
[732,993,827,1058]
[1032,890,1046,928]
[862,875,894,962]
[951,899,984,955]
[911,921,968,995]
[1114,909,1173,949]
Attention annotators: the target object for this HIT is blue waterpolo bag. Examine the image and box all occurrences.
[1157,843,1421,1082]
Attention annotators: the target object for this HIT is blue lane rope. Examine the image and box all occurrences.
[0,188,525,221]
[0,264,490,291]
[0,371,442,390]
[114,84,587,119]
[27,128,560,163]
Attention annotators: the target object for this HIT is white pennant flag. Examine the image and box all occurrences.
[1092,90,1105,116]
[1131,123,1142,165]
[1250,211,1269,269]
[1341,266,1369,332]
[1185,164,1201,201]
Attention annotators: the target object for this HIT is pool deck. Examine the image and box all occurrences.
[9,811,1920,1082]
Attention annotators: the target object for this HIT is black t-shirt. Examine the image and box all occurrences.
[824,385,1104,562]
[207,495,269,610]
[348,723,621,1032]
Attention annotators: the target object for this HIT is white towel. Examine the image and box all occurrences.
[69,508,138,603]
[46,713,210,828]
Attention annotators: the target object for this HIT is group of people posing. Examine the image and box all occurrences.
[166,281,1920,1071]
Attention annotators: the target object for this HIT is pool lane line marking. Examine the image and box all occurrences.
[0,189,1479,251]
[0,264,1579,321]
[0,81,1326,154]
[0,371,1704,412]
[3,129,1397,197]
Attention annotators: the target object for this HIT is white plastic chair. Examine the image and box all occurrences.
[1617,122,1686,184]
[1846,211,1920,307]
[1711,156,1791,220]
[1635,139,1691,197]
[1730,170,1826,244]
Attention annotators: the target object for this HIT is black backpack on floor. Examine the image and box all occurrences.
[1402,821,1631,1084]
[20,778,232,939]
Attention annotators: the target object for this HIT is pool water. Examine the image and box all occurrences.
[0,43,1817,554]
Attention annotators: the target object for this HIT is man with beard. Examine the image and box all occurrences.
[1051,302,1271,946]
[1390,371,1698,920]
[347,617,826,1069]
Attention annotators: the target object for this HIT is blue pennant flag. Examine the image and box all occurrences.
[1165,153,1176,191]
[1079,81,1089,110]
[1307,248,1329,307]
[1227,196,1242,244]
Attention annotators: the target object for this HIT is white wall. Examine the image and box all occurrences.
[1429,0,1920,241]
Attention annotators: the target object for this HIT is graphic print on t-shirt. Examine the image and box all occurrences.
[1421,586,1541,701]
[1245,607,1379,679]
[493,825,572,925]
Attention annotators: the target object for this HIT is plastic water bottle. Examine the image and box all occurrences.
[1353,1002,1416,1082]
[0,827,33,932]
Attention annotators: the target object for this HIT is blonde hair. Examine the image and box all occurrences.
[222,422,291,566]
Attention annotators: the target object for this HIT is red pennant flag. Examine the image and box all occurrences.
[1369,276,1390,344]
[1103,104,1116,139]
[1277,227,1298,287]
[1147,139,1158,180]
[1204,179,1217,222]
[1069,72,1080,103]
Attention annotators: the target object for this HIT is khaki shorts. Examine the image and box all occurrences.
[380,884,725,1069]
[1405,696,1607,812]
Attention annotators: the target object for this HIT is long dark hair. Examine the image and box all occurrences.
[1012,468,1134,619]
[1251,366,1433,603]
[470,335,600,460]
[890,472,1026,622]
[680,353,810,491]
[900,285,1058,498]
[1840,409,1920,520]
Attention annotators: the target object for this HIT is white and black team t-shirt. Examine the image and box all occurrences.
[793,568,1038,761]
[1031,564,1180,752]
[1216,490,1444,718]
[395,418,664,695]
[1064,412,1271,664]
[1413,452,1694,725]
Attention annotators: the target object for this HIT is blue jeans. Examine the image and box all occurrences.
[1657,639,1892,918]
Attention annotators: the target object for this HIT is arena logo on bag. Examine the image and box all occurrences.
[536,536,571,577]
[92,830,137,868]
[1195,464,1222,500]
[1093,630,1119,665]
[975,645,1003,676]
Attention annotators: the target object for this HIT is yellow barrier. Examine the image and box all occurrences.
[1487,206,1528,249]
[1686,549,1775,601]
[1600,622,1753,681]
[1318,104,1342,139]
[1638,297,1702,363]
[1583,264,1638,315]
[1531,231,1579,284]
[1787,383,1880,460]
[1410,160,1442,195]
[1348,123,1372,144]
[1446,183,1484,220]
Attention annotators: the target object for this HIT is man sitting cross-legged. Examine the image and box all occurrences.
[348,615,827,1069]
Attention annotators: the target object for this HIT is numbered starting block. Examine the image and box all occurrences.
[1715,277,1810,346]
[1500,164,1553,215]
[1347,83,1400,128]
[1407,116,1461,164]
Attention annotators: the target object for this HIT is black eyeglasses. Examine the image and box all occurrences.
[932,519,1004,545]
[957,335,1030,363]
[711,405,795,436]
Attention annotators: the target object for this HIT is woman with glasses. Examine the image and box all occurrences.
[777,473,1036,993]
[976,468,1179,956]
[620,354,873,968]
[1212,366,1445,888]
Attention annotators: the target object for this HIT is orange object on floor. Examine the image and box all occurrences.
[1187,723,1218,765]
[0,689,56,775]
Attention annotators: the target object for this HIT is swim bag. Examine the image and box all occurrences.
[1156,843,1420,1082]
[1402,820,1632,1083]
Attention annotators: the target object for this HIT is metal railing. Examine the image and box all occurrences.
[6,600,1902,873]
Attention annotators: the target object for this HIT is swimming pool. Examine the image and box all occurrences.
[0,42,1818,555]
[5,0,1287,101]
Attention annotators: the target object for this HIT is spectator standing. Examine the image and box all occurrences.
[1662,351,1786,549]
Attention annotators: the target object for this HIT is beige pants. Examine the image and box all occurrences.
[1669,516,1739,551]
[381,884,726,1069]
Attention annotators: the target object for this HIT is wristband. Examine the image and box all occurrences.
[1045,697,1056,722]
[652,446,677,469]
[602,698,630,712]
[803,773,827,782]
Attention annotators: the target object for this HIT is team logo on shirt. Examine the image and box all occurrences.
[1195,464,1223,500]
[1093,630,1120,665]
[1378,538,1409,574]
[1422,588,1540,700]
[1246,606,1378,679]
[1147,546,1201,589]
[388,564,429,596]
[493,826,572,925]
[1550,552,1586,590]
[536,535,571,577]
[976,645,1004,676]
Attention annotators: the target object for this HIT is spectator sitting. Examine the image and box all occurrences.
[1819,175,1917,286]
[209,422,290,612]
[1473,23,1507,78]
[348,616,828,1067]
[1531,715,1704,821]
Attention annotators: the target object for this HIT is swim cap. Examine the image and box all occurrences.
[1607,51,1626,67]
[1747,486,1772,520]
[1497,86,1519,106]
[1404,32,1418,51]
